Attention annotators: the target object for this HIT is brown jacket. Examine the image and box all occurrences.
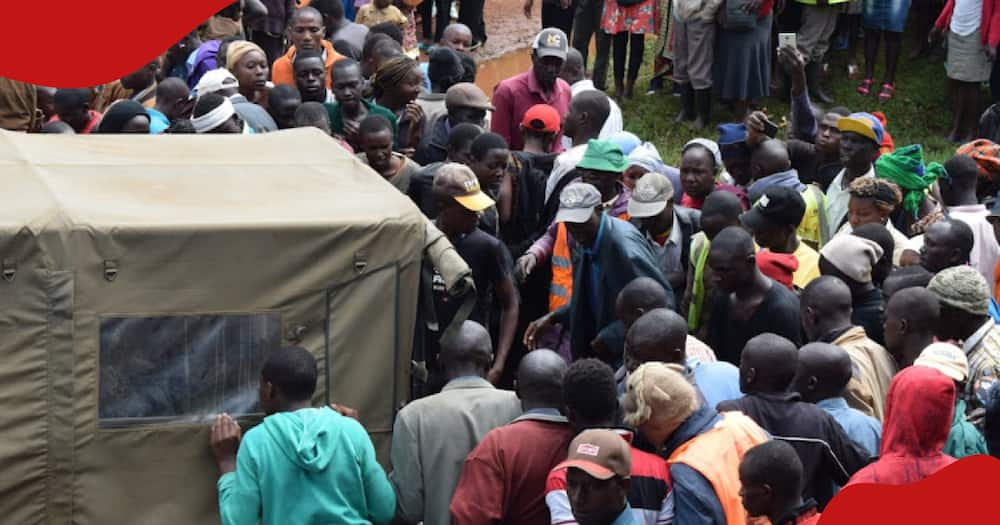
[834,326,897,421]
[0,78,36,131]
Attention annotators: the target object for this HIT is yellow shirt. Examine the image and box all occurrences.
[792,240,821,288]
[797,184,827,250]
[355,4,408,28]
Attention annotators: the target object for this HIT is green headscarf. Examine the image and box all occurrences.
[875,144,945,217]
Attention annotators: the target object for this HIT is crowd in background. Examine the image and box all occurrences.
[5,1,1000,524]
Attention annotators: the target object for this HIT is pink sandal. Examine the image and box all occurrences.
[877,82,895,102]
[856,78,873,96]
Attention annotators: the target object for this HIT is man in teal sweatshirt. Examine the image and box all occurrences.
[210,346,396,525]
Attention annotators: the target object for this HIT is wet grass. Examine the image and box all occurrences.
[612,35,966,166]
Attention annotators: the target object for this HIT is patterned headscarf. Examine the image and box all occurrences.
[875,144,945,217]
[956,139,1000,184]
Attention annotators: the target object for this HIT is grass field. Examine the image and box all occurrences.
[612,33,968,165]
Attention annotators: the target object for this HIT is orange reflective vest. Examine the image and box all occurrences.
[549,211,630,312]
[667,412,770,525]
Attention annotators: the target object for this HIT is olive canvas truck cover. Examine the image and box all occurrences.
[0,128,424,524]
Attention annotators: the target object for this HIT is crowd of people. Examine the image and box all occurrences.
[5,0,1000,524]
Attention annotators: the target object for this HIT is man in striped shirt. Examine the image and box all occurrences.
[545,359,673,525]
[928,265,1000,413]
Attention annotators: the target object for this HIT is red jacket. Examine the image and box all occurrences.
[935,0,1000,47]
[845,367,956,486]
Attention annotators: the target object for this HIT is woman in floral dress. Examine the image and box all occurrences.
[601,0,659,98]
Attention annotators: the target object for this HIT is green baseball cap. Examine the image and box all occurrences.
[576,139,628,173]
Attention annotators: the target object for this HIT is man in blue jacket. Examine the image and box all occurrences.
[210,346,396,525]
[524,181,671,365]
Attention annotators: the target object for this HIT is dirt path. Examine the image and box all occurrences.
[480,0,543,60]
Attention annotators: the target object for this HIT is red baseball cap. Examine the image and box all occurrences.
[521,104,561,133]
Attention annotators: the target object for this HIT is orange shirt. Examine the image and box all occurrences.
[271,40,345,89]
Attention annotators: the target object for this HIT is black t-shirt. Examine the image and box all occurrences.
[432,228,513,332]
[708,280,802,365]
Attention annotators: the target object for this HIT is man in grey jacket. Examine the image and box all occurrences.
[390,321,521,525]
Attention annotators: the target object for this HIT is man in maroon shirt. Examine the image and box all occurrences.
[491,28,573,153]
[450,349,573,524]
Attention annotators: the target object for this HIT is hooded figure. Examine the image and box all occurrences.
[845,366,957,486]
[219,406,396,524]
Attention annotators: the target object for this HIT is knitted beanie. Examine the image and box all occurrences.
[622,363,697,430]
[928,265,991,316]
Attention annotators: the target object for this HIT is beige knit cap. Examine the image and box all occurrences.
[819,234,884,283]
[928,265,991,316]
[622,363,698,429]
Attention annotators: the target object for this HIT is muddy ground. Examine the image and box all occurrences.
[480,0,544,59]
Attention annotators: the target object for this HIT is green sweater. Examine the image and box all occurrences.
[325,99,398,136]
[217,407,396,525]
[943,398,988,459]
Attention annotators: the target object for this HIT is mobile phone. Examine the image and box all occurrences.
[778,32,797,50]
[762,119,779,138]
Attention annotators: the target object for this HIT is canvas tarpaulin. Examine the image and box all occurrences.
[0,127,426,524]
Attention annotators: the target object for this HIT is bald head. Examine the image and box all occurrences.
[885,287,940,366]
[559,48,585,85]
[922,219,974,273]
[289,6,323,26]
[156,77,189,102]
[442,23,472,42]
[516,349,568,408]
[440,321,493,376]
[801,275,852,313]
[800,276,853,341]
[155,77,191,120]
[615,277,670,330]
[571,90,611,131]
[711,226,755,258]
[740,334,799,394]
[625,308,688,372]
[793,343,853,403]
[750,139,791,179]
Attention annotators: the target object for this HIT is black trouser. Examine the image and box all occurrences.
[993,59,1000,104]
[541,0,575,35]
[613,32,644,81]
[572,0,611,88]
[459,0,487,43]
[419,0,452,42]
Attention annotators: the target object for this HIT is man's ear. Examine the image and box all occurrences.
[261,380,275,400]
[746,367,757,385]
[807,375,819,391]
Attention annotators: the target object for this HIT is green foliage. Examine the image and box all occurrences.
[615,40,967,166]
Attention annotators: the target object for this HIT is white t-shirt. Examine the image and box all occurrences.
[545,144,588,202]
[951,0,983,36]
[560,79,624,151]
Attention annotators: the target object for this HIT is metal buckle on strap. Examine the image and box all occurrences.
[2,258,15,282]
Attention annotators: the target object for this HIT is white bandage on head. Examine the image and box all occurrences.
[190,98,236,133]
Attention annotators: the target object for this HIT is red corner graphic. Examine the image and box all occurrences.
[0,0,234,87]
[820,455,1000,524]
